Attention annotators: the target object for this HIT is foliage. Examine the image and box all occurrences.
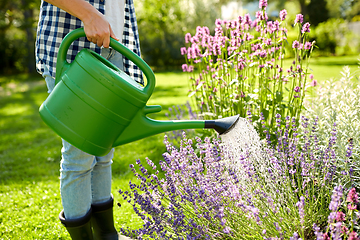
[135,0,223,70]
[304,63,360,189]
[0,0,39,74]
[309,18,360,56]
[181,2,316,141]
[314,186,360,239]
[307,0,329,26]
[118,115,356,239]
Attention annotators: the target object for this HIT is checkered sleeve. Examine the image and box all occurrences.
[35,0,103,79]
[35,0,143,85]
[123,0,144,85]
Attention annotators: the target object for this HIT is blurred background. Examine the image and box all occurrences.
[0,0,359,75]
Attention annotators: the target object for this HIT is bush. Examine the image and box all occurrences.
[118,115,356,239]
[304,62,360,190]
[181,4,316,142]
[309,19,360,56]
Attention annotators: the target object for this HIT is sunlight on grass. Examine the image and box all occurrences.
[0,103,32,116]
[148,71,189,107]
[0,181,68,239]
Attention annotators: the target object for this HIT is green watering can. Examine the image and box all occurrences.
[39,28,239,156]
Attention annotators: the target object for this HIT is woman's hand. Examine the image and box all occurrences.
[44,0,119,48]
[82,10,119,48]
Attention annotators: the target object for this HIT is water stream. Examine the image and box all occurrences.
[220,117,265,180]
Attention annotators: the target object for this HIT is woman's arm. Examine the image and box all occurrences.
[44,0,119,47]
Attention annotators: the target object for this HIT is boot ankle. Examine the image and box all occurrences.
[59,209,94,240]
[91,194,118,240]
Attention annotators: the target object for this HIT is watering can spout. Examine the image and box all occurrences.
[113,105,240,147]
[204,114,240,135]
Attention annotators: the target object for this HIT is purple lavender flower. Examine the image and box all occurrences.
[329,185,343,212]
[290,232,299,240]
[296,196,305,225]
[346,138,354,158]
[294,86,301,92]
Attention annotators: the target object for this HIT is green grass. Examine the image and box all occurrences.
[296,55,359,82]
[0,55,358,239]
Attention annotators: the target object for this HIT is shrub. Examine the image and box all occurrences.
[180,1,317,141]
[304,63,360,189]
[314,186,360,239]
[119,115,356,239]
[309,19,360,56]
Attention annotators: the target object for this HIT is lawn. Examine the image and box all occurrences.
[0,55,358,239]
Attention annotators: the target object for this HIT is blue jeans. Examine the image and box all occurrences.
[43,48,124,219]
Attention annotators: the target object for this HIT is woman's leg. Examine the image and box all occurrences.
[91,149,115,204]
[60,139,96,219]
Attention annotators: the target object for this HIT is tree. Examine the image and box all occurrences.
[307,0,329,26]
[242,0,329,26]
[135,0,228,70]
[0,0,39,74]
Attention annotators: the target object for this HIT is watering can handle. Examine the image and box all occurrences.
[55,28,155,96]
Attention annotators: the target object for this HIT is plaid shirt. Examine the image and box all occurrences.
[35,0,143,85]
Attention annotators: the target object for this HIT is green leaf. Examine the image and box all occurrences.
[275,91,283,103]
[262,109,269,119]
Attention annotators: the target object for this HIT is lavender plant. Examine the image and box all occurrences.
[314,186,360,239]
[181,0,316,138]
[164,102,198,145]
[118,115,355,239]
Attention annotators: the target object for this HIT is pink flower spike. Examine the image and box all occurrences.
[215,19,222,27]
[180,47,187,55]
[292,40,300,49]
[304,42,312,50]
[302,22,311,34]
[310,80,317,87]
[294,14,303,24]
[323,233,330,240]
[259,0,267,9]
[347,188,359,203]
[181,64,188,72]
[280,9,287,21]
[348,203,357,210]
[349,231,360,240]
[335,211,345,222]
[185,33,192,43]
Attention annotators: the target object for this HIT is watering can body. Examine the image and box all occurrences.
[39,28,157,156]
[39,28,239,156]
